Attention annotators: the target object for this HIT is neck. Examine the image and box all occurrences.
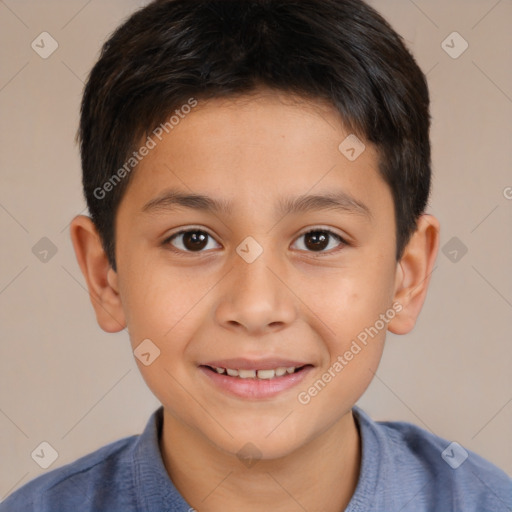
[159,409,361,512]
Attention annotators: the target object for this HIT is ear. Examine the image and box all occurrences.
[388,214,440,335]
[69,215,126,333]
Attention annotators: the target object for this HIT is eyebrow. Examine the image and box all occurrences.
[142,187,372,220]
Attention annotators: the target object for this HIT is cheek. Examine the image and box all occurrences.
[295,285,391,419]
[312,266,395,346]
[119,263,220,384]
[119,261,191,350]
[122,271,202,412]
[308,268,396,398]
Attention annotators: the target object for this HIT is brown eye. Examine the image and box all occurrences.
[292,229,346,254]
[165,229,220,253]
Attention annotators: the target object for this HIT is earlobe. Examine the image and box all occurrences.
[69,215,126,333]
[388,214,440,335]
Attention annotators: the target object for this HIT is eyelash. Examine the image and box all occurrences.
[162,227,348,257]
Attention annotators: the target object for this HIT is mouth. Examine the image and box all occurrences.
[204,364,308,379]
[198,360,314,399]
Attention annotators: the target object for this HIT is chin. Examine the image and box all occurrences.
[208,420,311,462]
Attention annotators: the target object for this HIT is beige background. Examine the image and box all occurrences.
[1,0,511,500]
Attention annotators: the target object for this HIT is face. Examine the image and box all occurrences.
[110,90,400,458]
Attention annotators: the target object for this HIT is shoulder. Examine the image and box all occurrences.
[0,435,138,512]
[353,406,512,511]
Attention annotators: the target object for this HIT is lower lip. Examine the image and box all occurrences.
[199,366,313,399]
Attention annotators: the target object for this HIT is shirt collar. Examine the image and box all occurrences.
[131,406,193,512]
[129,405,383,511]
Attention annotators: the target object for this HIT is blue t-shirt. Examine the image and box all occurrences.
[1,406,511,511]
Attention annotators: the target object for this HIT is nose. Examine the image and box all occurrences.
[214,249,297,336]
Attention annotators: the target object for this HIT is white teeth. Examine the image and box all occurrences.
[257,369,276,379]
[211,365,300,379]
[238,369,256,379]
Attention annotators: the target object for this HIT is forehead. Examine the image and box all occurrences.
[118,90,390,222]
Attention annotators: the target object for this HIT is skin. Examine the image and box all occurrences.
[70,89,440,512]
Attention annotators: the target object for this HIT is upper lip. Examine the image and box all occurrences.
[201,358,312,371]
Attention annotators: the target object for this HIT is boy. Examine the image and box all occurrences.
[2,0,511,510]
